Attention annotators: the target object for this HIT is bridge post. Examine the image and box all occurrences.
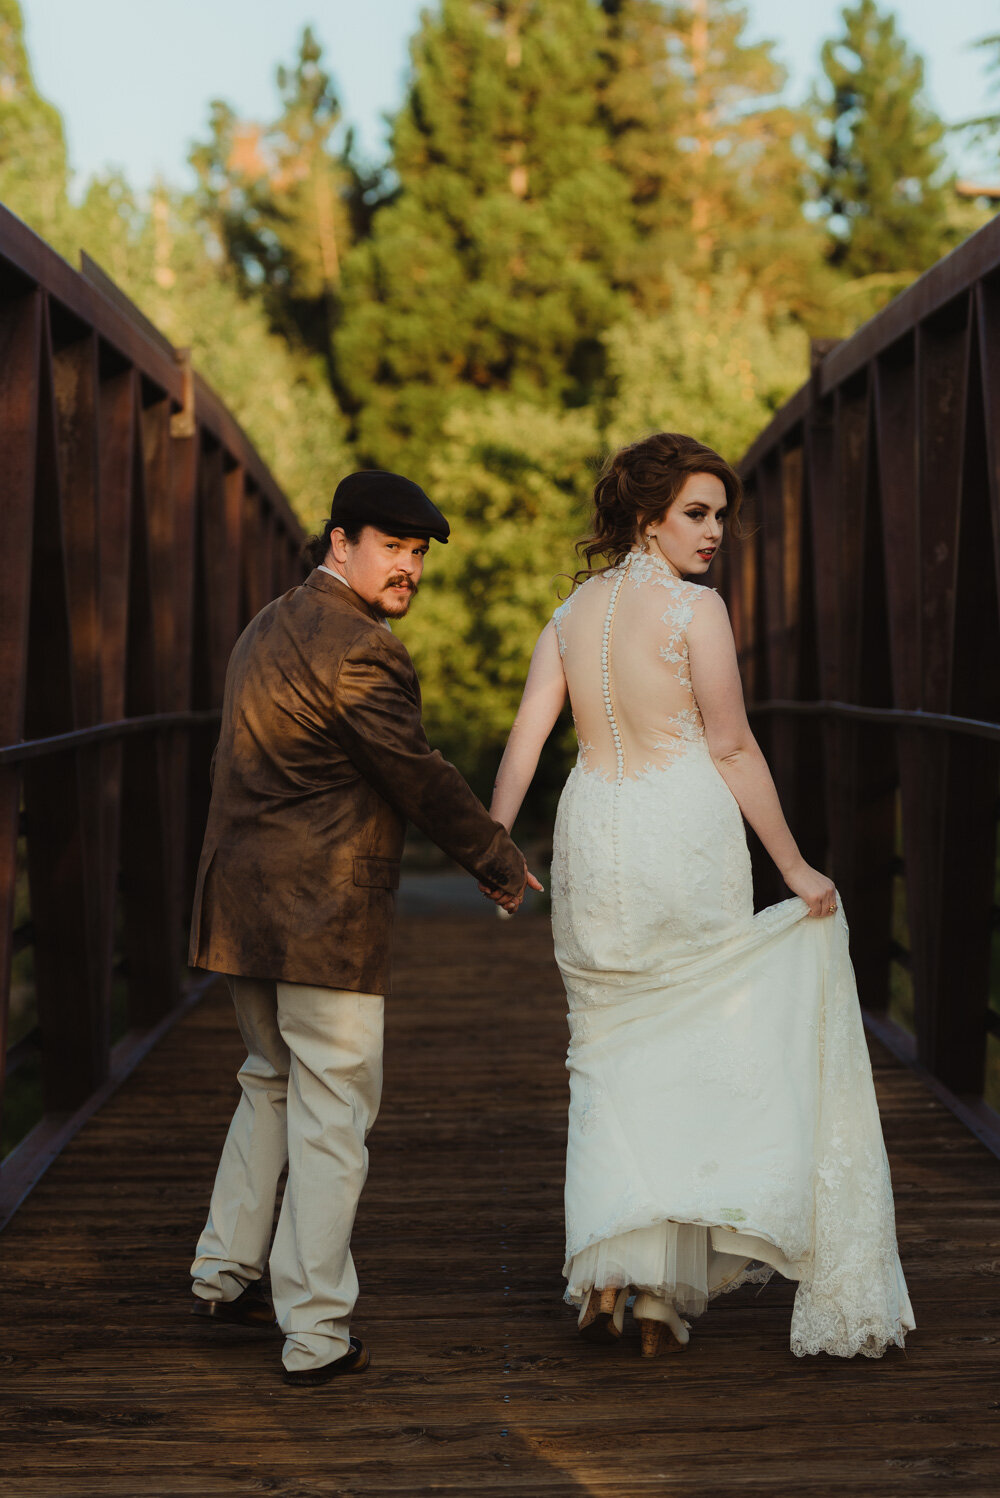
[0,290,41,1120]
[23,307,107,1109]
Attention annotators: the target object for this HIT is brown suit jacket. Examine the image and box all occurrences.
[188,569,524,994]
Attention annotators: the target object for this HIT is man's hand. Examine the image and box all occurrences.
[479,860,544,915]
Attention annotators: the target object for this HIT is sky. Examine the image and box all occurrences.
[20,0,999,195]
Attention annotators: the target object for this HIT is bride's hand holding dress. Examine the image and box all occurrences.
[685,590,836,919]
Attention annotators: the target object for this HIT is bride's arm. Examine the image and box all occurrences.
[687,592,836,917]
[489,622,568,833]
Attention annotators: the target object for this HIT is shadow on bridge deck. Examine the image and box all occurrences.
[1,909,998,1496]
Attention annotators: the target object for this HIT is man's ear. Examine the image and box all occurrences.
[327,526,350,566]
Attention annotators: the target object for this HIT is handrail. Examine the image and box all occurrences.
[726,212,1000,1151]
[748,701,1000,744]
[0,712,223,766]
[0,203,306,1220]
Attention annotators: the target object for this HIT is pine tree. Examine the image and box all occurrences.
[334,0,635,466]
[0,0,70,238]
[816,0,954,286]
[190,28,371,375]
[599,0,831,327]
[598,0,684,265]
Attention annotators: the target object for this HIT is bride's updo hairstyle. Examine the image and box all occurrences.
[575,431,743,581]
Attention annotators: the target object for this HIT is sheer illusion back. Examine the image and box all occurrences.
[549,549,914,1359]
[553,550,709,781]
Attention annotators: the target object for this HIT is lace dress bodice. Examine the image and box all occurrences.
[553,550,712,781]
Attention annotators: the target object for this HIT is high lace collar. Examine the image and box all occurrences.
[623,547,684,583]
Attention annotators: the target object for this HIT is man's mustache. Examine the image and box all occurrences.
[386,575,417,592]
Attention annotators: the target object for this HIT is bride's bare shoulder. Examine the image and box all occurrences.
[554,569,612,610]
[686,585,733,633]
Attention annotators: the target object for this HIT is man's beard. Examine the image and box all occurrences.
[378,575,418,617]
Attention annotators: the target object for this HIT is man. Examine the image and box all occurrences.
[188,470,537,1387]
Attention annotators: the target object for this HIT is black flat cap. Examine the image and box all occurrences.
[330,470,450,544]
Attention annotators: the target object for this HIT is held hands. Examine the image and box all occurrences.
[783,859,838,919]
[478,859,544,915]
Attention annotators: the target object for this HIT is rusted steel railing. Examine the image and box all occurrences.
[0,204,305,1221]
[721,213,1000,1155]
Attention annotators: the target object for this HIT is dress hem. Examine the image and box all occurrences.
[563,1214,795,1318]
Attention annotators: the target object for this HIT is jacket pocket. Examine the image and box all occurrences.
[353,856,401,890]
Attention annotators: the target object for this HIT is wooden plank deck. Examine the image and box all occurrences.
[1,910,999,1497]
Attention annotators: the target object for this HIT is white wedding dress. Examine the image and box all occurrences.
[549,549,914,1358]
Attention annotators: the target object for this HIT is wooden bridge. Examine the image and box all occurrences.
[2,911,999,1495]
[1,206,1000,1495]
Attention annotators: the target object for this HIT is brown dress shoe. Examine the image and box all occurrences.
[191,1283,276,1328]
[281,1337,370,1387]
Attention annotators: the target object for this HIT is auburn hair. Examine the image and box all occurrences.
[574,431,743,582]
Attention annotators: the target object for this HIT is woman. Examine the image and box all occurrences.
[489,432,914,1359]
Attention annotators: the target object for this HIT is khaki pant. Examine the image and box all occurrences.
[191,977,384,1372]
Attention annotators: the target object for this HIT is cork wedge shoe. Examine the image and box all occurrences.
[577,1285,629,1343]
[632,1292,691,1357]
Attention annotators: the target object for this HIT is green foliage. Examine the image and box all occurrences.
[602,266,809,461]
[395,397,598,789]
[815,0,955,295]
[335,0,634,465]
[0,0,69,238]
[599,0,686,250]
[601,0,835,330]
